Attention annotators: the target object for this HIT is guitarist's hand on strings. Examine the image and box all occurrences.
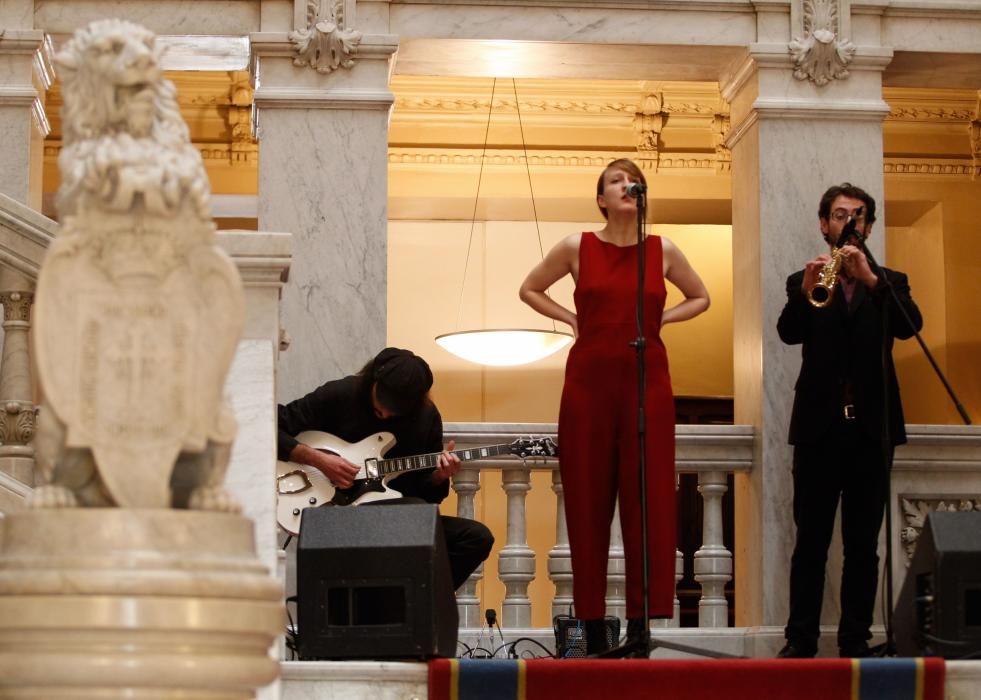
[290,443,360,489]
[430,440,461,485]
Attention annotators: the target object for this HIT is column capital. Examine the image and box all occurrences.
[721,42,893,150]
[0,30,54,138]
[249,32,398,110]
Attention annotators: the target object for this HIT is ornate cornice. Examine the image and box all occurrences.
[388,149,719,172]
[888,107,974,122]
[884,158,978,177]
[44,141,257,166]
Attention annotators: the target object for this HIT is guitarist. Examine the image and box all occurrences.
[278,347,494,589]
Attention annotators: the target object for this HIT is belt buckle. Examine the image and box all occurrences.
[843,404,856,420]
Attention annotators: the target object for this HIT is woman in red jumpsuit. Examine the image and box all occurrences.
[520,159,710,655]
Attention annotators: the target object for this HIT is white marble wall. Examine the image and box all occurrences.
[252,32,397,402]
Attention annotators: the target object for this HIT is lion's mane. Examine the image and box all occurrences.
[54,19,211,221]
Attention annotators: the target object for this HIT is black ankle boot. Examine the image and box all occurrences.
[584,618,611,655]
[625,618,650,658]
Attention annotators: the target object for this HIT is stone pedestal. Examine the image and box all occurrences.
[0,510,282,699]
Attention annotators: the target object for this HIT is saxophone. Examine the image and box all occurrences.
[806,247,845,308]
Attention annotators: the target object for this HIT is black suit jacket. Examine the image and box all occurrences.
[777,266,922,447]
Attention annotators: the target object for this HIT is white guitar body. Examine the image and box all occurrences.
[276,430,401,534]
[276,430,557,535]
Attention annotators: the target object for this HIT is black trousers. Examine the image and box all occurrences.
[365,497,494,589]
[785,418,890,650]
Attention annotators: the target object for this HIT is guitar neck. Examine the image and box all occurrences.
[376,443,514,477]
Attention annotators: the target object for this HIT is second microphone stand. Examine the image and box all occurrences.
[847,228,971,658]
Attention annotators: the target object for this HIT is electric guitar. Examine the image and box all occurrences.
[276,430,558,534]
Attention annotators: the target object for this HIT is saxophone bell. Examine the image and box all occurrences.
[806,247,846,308]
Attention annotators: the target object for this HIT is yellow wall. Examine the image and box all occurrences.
[885,180,981,425]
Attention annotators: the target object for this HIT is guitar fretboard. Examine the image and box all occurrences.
[376,444,514,476]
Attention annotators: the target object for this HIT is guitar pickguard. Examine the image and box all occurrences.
[330,478,388,506]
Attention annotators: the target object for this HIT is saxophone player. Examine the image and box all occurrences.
[775,183,923,659]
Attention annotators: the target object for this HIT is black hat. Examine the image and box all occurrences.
[372,347,433,415]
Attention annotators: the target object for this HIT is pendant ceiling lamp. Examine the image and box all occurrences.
[435,78,573,367]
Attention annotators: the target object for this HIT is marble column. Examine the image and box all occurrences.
[0,267,36,487]
[0,29,50,209]
[721,41,891,636]
[250,12,398,402]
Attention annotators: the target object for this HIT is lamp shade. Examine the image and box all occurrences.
[435,329,573,367]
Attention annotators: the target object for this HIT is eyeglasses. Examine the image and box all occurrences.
[830,209,866,224]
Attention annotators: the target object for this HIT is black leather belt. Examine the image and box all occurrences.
[843,404,857,420]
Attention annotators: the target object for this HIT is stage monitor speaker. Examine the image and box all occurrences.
[296,503,458,660]
[894,510,981,658]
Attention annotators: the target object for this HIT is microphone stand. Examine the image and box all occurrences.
[848,232,972,659]
[593,184,739,661]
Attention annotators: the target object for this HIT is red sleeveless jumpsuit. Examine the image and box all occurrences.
[559,231,676,620]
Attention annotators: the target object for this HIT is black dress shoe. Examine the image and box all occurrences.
[839,642,872,658]
[776,642,816,659]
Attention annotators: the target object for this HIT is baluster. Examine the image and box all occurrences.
[452,465,482,628]
[0,269,37,486]
[499,466,534,629]
[547,467,573,621]
[606,504,625,625]
[694,470,732,627]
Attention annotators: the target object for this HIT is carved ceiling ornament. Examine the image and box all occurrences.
[633,93,666,171]
[789,0,856,87]
[900,496,981,564]
[289,0,363,75]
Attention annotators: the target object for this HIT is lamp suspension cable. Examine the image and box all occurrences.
[435,77,573,367]
[451,77,498,332]
[512,77,559,335]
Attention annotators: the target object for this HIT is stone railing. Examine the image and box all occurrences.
[444,422,755,634]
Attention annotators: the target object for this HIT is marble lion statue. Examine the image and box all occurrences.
[30,19,245,511]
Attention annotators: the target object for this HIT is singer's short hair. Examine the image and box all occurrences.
[596,158,647,220]
[819,183,877,225]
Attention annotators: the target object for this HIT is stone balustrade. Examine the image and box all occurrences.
[444,422,981,651]
[445,422,754,640]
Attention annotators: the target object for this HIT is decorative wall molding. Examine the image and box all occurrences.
[970,92,981,180]
[900,496,981,564]
[884,158,978,177]
[288,0,363,74]
[888,107,974,122]
[788,0,856,86]
[44,142,258,166]
[388,149,719,172]
[394,96,719,118]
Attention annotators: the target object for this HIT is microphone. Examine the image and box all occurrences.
[626,182,647,198]
[485,608,497,628]
[839,206,863,246]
